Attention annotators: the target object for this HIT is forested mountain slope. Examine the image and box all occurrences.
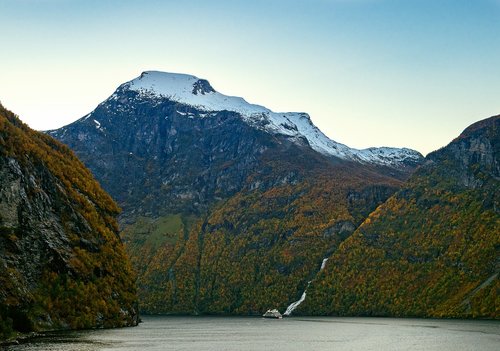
[0,104,138,340]
[50,72,423,314]
[301,116,499,318]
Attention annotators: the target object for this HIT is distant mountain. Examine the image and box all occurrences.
[51,71,422,170]
[0,104,138,340]
[50,71,423,314]
[301,115,499,318]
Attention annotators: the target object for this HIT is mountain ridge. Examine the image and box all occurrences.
[50,70,423,169]
[47,71,497,318]
[49,71,421,315]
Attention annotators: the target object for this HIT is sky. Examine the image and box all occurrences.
[1,0,499,155]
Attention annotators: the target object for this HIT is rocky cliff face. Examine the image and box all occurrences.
[301,115,499,318]
[49,71,424,314]
[51,98,280,220]
[0,104,138,340]
[49,72,424,220]
[427,115,500,189]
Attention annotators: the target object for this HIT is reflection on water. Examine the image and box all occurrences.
[5,316,500,351]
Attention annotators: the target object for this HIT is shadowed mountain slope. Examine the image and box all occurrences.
[0,104,138,340]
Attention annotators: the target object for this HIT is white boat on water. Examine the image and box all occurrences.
[263,309,283,319]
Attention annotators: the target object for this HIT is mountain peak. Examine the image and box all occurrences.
[118,71,271,117]
[70,71,424,168]
[454,114,499,141]
[130,71,216,96]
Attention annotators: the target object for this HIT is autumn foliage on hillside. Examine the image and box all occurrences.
[0,104,138,340]
[122,140,402,315]
[301,116,499,318]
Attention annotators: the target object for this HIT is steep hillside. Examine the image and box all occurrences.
[301,116,499,318]
[124,145,403,314]
[50,71,423,314]
[0,104,138,340]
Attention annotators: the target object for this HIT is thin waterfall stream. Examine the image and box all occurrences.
[283,258,329,316]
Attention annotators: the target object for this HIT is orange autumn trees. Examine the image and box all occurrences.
[0,104,138,340]
[301,116,499,318]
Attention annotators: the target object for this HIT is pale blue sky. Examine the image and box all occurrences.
[1,0,499,155]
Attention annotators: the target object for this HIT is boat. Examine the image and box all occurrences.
[262,309,283,319]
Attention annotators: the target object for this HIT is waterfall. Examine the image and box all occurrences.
[283,257,329,316]
[284,290,307,316]
[320,258,329,270]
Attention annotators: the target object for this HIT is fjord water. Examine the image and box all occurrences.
[6,316,499,351]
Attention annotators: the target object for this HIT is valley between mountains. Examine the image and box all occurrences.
[49,71,498,319]
[1,71,498,340]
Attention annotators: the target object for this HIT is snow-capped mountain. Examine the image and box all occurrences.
[48,71,424,315]
[97,71,422,167]
[49,70,424,219]
[44,71,496,318]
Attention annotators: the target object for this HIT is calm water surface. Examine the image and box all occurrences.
[5,316,499,351]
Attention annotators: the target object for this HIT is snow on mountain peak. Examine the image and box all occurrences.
[117,71,423,167]
[124,71,271,117]
[130,71,212,97]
